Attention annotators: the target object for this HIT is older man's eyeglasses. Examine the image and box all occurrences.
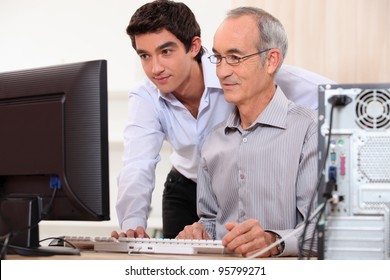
[208,48,271,65]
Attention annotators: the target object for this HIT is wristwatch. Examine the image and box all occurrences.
[274,233,285,255]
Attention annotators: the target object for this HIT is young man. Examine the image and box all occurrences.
[113,0,331,239]
[113,0,230,239]
[177,7,318,258]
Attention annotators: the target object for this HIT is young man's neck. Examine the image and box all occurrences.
[173,61,204,119]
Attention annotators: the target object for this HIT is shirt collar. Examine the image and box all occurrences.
[225,86,289,133]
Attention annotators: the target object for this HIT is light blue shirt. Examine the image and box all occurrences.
[276,64,335,110]
[116,54,233,231]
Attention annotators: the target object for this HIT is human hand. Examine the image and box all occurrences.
[111,226,150,239]
[222,219,278,257]
[176,222,210,240]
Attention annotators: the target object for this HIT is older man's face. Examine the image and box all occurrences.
[212,15,273,107]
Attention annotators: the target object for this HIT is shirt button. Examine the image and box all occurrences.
[242,138,247,143]
[240,174,245,180]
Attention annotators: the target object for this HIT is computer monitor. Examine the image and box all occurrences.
[0,60,110,256]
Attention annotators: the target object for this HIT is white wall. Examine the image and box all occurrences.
[0,0,231,91]
[0,0,232,239]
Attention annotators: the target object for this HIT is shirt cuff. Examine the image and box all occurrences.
[267,229,299,257]
[121,218,147,233]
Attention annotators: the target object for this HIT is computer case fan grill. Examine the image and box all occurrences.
[355,89,390,130]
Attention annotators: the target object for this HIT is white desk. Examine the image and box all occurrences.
[5,250,248,260]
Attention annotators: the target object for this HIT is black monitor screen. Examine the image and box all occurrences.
[0,60,110,255]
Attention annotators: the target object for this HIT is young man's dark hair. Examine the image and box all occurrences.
[126,0,204,63]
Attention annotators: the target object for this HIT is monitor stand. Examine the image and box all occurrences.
[0,195,80,257]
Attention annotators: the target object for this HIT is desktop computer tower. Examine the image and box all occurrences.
[317,83,390,259]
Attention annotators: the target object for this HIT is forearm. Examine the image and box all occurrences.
[116,166,154,231]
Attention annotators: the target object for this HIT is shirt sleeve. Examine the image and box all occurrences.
[197,155,218,239]
[116,89,165,232]
[274,118,319,257]
[276,64,336,110]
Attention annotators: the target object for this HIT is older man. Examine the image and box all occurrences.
[177,7,318,258]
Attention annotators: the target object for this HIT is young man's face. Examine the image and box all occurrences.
[134,29,195,95]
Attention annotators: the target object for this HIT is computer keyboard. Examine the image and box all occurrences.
[63,236,228,255]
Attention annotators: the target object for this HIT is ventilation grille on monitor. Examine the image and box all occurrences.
[358,136,390,183]
[355,89,390,130]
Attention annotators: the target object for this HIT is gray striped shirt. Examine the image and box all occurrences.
[198,87,318,256]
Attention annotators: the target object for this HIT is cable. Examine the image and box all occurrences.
[0,233,11,260]
[298,104,335,259]
[41,187,57,218]
[40,237,78,249]
[0,186,58,258]
[245,202,326,259]
[307,202,328,259]
[298,94,352,259]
